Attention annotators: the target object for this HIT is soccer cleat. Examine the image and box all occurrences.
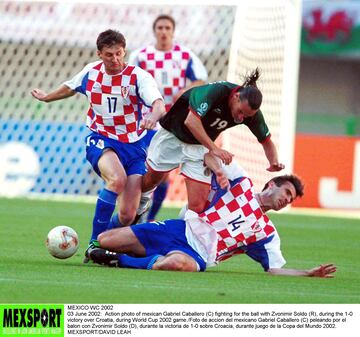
[89,248,119,267]
[83,240,100,263]
[133,206,151,225]
[131,195,152,225]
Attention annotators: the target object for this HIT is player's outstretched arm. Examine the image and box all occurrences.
[31,85,75,103]
[267,263,337,278]
[261,138,285,172]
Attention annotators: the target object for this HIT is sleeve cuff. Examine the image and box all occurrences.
[189,107,202,119]
[260,134,271,144]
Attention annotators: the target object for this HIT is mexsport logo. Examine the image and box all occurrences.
[2,307,62,328]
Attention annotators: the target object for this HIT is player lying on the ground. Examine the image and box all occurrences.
[88,154,336,277]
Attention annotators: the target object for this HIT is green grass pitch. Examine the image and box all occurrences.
[0,197,359,304]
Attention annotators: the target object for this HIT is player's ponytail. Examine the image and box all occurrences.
[239,68,262,110]
[242,68,261,87]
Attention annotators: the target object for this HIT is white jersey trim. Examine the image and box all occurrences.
[263,231,286,269]
[188,50,208,82]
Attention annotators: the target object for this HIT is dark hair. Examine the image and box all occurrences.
[153,14,176,31]
[96,29,126,51]
[239,68,262,110]
[262,174,305,198]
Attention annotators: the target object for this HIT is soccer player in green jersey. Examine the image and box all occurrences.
[140,68,285,215]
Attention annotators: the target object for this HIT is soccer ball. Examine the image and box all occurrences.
[46,226,79,259]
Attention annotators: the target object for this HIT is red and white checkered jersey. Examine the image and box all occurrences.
[128,43,208,112]
[64,61,163,143]
[185,176,285,269]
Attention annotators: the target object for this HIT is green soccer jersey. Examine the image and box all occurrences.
[159,81,270,144]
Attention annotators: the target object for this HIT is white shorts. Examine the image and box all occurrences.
[146,128,210,184]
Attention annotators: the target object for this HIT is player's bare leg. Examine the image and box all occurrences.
[142,166,168,192]
[98,150,127,194]
[146,173,170,221]
[130,166,169,224]
[117,174,142,226]
[185,178,210,213]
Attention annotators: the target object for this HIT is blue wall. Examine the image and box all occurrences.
[0,119,103,196]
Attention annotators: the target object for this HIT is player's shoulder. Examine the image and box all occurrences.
[210,80,237,89]
[131,64,147,73]
[173,43,194,57]
[71,61,103,79]
[238,176,254,192]
[223,162,248,181]
[214,81,239,96]
[189,81,229,103]
[200,81,233,95]
[82,60,103,72]
[205,80,230,89]
[224,175,255,202]
[173,43,205,62]
[173,43,191,52]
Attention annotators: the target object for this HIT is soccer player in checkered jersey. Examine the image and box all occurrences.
[126,14,208,222]
[31,29,166,261]
[87,153,336,278]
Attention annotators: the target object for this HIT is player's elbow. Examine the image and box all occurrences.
[184,116,192,128]
[152,99,166,115]
[184,112,198,130]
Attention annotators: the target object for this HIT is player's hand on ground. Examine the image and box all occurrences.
[308,263,337,278]
[214,169,230,189]
[211,148,234,165]
[266,162,285,172]
[31,88,47,101]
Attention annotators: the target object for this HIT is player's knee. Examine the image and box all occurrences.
[97,231,111,248]
[153,254,197,272]
[97,229,120,250]
[152,258,183,271]
[119,208,136,226]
